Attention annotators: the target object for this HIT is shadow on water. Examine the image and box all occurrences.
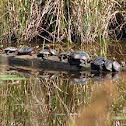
[5,66,121,84]
[0,40,126,125]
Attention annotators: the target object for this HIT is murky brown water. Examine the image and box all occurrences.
[0,40,126,125]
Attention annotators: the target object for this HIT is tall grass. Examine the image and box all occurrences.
[0,0,125,47]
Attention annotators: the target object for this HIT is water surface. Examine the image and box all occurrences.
[0,40,126,125]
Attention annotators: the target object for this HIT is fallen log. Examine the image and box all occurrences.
[0,54,91,72]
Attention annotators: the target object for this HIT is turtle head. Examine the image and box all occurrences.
[87,59,92,63]
[121,61,125,67]
[94,53,98,57]
[112,61,121,72]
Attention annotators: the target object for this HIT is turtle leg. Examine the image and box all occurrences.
[59,55,62,61]
[45,54,49,59]
[12,52,18,57]
[6,51,10,55]
[42,55,45,59]
[29,52,32,56]
[42,54,48,59]
[60,56,64,61]
[80,59,85,64]
[76,64,81,69]
[99,65,103,71]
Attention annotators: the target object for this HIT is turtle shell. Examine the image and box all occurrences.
[18,47,34,55]
[91,57,106,71]
[92,57,105,66]
[37,49,50,59]
[71,51,90,59]
[69,51,90,65]
[4,47,18,52]
[104,59,113,71]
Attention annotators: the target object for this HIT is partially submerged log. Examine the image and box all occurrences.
[0,54,91,72]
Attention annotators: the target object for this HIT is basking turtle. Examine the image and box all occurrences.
[17,47,35,56]
[46,45,58,56]
[112,61,121,72]
[91,57,121,72]
[59,52,69,61]
[68,51,91,66]
[3,47,18,55]
[49,48,58,56]
[91,57,106,71]
[37,49,50,59]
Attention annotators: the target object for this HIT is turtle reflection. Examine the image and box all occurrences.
[91,71,120,82]
[5,67,121,83]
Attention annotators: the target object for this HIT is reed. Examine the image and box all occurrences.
[0,0,125,48]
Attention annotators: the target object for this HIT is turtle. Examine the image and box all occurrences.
[68,51,91,66]
[3,47,18,55]
[104,59,121,72]
[37,49,50,59]
[91,57,106,71]
[46,45,58,56]
[112,61,121,72]
[91,57,121,72]
[17,47,35,56]
[59,52,69,61]
[49,48,58,56]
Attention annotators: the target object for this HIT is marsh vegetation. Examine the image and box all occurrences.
[0,0,126,125]
[0,0,126,46]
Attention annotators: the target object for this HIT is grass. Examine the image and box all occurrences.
[0,74,25,80]
[0,0,125,50]
[0,0,126,125]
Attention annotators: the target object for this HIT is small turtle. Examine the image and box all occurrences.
[17,47,35,56]
[104,60,121,72]
[46,45,58,56]
[59,52,69,61]
[37,49,50,59]
[68,51,91,66]
[91,57,121,72]
[3,47,18,55]
[49,48,58,56]
[91,57,106,71]
[112,61,121,72]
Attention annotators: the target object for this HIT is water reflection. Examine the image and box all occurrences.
[6,66,122,84]
[1,66,126,125]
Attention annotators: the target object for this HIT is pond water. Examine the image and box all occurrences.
[0,40,126,125]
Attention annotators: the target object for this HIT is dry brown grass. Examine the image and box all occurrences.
[0,0,125,47]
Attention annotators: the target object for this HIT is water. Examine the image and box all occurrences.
[0,40,126,125]
[0,65,126,125]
